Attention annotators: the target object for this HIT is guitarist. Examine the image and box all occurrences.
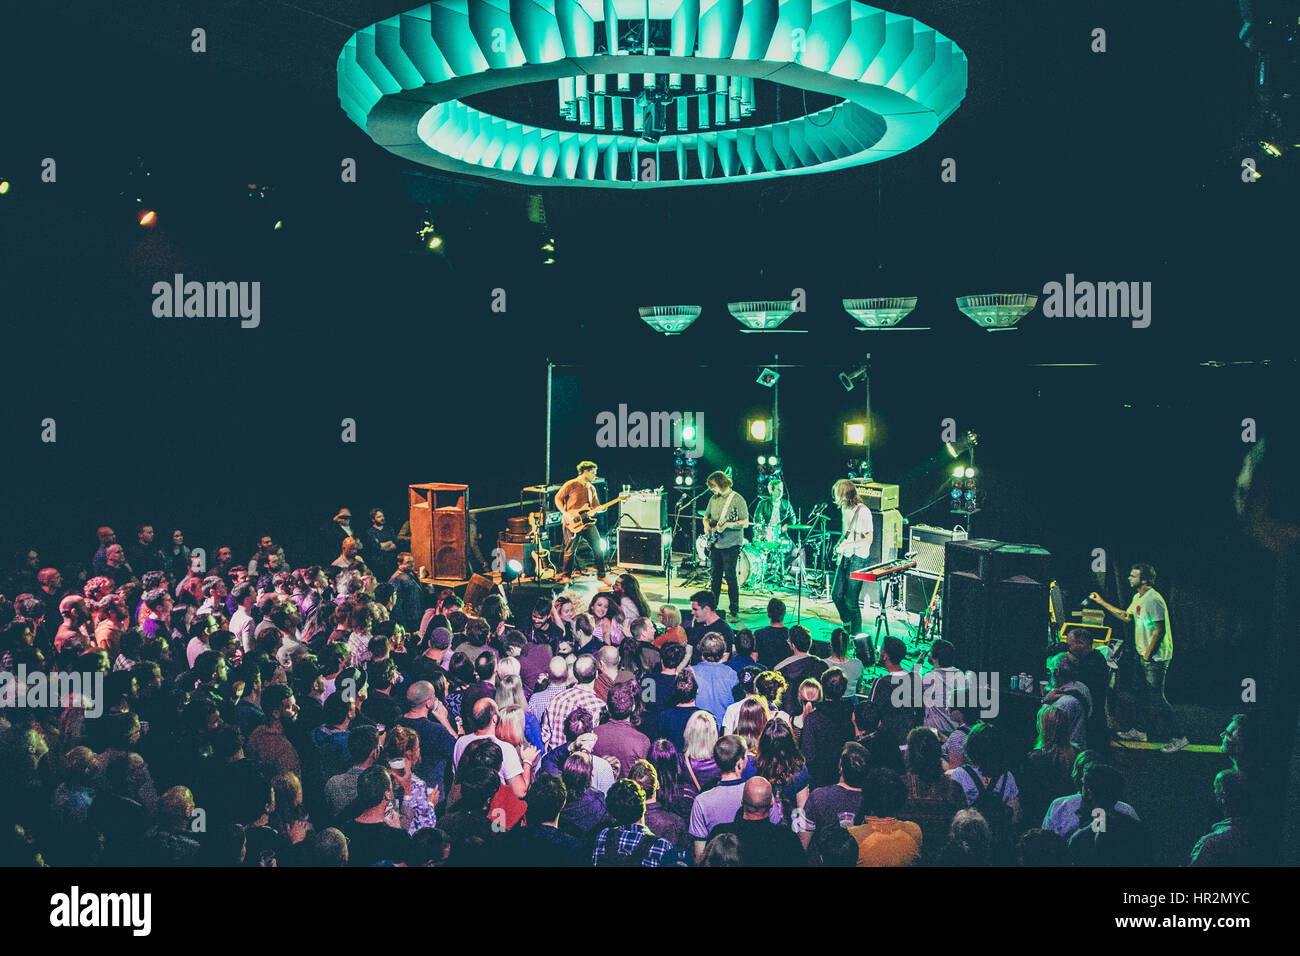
[702,471,750,622]
[555,460,612,585]
[831,478,874,638]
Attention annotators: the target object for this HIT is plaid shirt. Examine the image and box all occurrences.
[592,825,687,867]
[541,684,603,750]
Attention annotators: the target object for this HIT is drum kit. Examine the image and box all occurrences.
[685,500,835,596]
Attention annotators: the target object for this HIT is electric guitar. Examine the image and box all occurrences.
[562,493,631,533]
[527,512,555,580]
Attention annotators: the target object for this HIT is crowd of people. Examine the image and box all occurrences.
[0,523,1261,866]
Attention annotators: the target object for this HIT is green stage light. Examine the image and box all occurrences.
[757,456,767,466]
[681,424,696,441]
[953,464,965,478]
[845,423,866,445]
[749,419,771,441]
[0,180,10,195]
[964,467,975,478]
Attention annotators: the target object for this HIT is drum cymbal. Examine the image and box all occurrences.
[787,524,814,531]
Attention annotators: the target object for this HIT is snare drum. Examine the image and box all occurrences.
[756,524,781,544]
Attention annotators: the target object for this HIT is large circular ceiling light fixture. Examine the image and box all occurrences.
[338,0,967,188]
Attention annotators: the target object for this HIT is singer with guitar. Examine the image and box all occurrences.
[554,461,625,584]
[702,470,750,622]
[831,478,874,639]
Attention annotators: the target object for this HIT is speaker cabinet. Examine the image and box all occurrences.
[618,528,666,571]
[868,509,903,564]
[945,539,1004,581]
[903,572,939,616]
[496,536,538,578]
[941,570,990,671]
[409,483,469,582]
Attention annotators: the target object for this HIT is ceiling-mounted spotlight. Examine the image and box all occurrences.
[946,431,978,458]
[956,293,1038,331]
[638,305,701,335]
[756,368,780,388]
[838,363,869,392]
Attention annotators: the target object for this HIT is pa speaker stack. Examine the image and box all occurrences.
[943,538,1052,677]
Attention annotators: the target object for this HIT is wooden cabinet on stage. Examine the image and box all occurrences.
[408,482,469,584]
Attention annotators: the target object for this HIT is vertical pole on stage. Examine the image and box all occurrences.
[863,356,873,481]
[772,353,780,460]
[545,360,553,516]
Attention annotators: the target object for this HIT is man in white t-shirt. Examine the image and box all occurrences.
[830,479,874,638]
[450,698,537,798]
[1090,562,1187,753]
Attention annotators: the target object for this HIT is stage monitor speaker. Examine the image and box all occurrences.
[945,538,1004,581]
[1055,620,1112,648]
[618,528,666,572]
[903,572,939,616]
[908,524,968,577]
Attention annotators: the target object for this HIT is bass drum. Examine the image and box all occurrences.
[694,537,759,588]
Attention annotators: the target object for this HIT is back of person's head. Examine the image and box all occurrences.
[754,670,787,711]
[563,706,597,741]
[311,828,349,866]
[829,628,848,659]
[525,774,567,824]
[858,768,906,820]
[1214,769,1250,817]
[713,733,746,774]
[347,725,380,764]
[702,832,742,867]
[839,741,871,789]
[810,825,859,867]
[947,809,992,865]
[460,737,504,777]
[964,722,1005,777]
[734,629,755,656]
[606,779,647,826]
[1081,763,1124,812]
[821,667,848,699]
[457,764,500,812]
[905,727,945,781]
[787,625,812,653]
[627,760,659,802]
[1017,828,1069,866]
[674,666,698,702]
[683,711,720,762]
[766,598,786,623]
[699,633,726,663]
[607,681,638,721]
[323,691,352,727]
[355,766,391,810]
[930,640,956,668]
[596,645,620,671]
[573,654,598,684]
[562,750,593,799]
[880,635,906,668]
[660,641,687,670]
[473,650,497,681]
[466,697,497,734]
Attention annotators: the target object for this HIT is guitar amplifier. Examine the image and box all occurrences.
[853,481,900,512]
[617,528,667,572]
[619,492,667,531]
[908,524,968,577]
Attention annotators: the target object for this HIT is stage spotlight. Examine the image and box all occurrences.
[681,424,696,441]
[684,475,694,486]
[757,455,767,466]
[756,368,780,388]
[748,419,772,441]
[273,220,283,231]
[964,467,975,479]
[946,431,978,458]
[838,364,869,392]
[768,456,779,468]
[0,180,9,195]
[418,218,444,251]
[675,475,684,485]
[953,464,965,477]
[137,209,157,227]
[598,537,608,553]
[502,559,524,583]
[845,423,866,445]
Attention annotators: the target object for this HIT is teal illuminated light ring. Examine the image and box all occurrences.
[338,0,967,188]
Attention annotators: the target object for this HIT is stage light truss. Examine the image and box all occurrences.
[843,295,916,328]
[956,293,1039,331]
[639,304,701,334]
[338,0,967,188]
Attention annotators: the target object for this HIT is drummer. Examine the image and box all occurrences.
[751,478,796,543]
